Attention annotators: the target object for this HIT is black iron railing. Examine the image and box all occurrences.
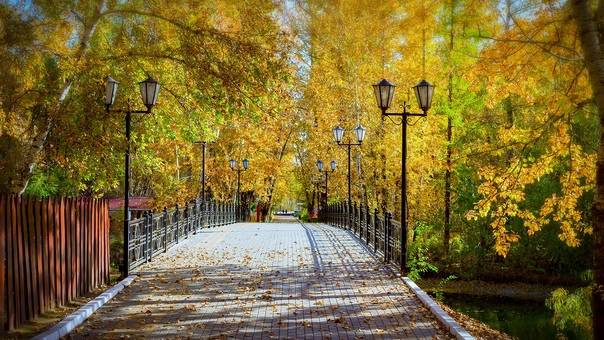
[128,199,248,271]
[320,202,403,269]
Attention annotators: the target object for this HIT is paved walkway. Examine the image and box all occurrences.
[72,221,453,339]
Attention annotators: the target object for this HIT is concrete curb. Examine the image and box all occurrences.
[402,277,474,340]
[33,275,137,340]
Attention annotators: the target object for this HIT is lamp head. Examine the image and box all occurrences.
[139,75,160,111]
[372,78,395,113]
[105,76,118,109]
[354,124,366,144]
[413,79,435,113]
[332,125,344,144]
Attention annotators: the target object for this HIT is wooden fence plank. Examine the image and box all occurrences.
[11,195,22,327]
[42,198,50,311]
[25,196,36,320]
[0,195,6,329]
[59,197,66,306]
[92,200,97,289]
[35,198,45,314]
[47,198,56,309]
[70,198,77,301]
[103,200,109,284]
[93,199,97,289]
[54,198,62,306]
[6,196,15,330]
[76,198,82,296]
[17,195,26,325]
[85,199,90,293]
[65,198,72,302]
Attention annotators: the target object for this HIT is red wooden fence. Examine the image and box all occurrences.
[0,194,110,330]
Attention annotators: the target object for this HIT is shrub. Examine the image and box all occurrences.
[545,286,592,339]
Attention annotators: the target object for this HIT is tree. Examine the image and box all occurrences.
[569,0,604,336]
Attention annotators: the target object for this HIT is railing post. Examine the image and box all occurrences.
[220,203,224,225]
[143,212,149,263]
[340,203,348,229]
[148,211,154,262]
[350,202,354,232]
[175,203,180,244]
[349,202,352,230]
[359,204,364,240]
[374,208,378,252]
[366,205,371,245]
[354,202,359,235]
[384,212,392,263]
[212,201,216,227]
[185,202,190,239]
[198,200,203,230]
[340,202,344,228]
[204,200,208,228]
[193,199,198,235]
[163,207,168,252]
[209,201,213,227]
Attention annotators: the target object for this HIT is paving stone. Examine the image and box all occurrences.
[71,221,454,339]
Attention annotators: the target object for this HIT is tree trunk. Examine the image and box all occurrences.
[444,115,452,257]
[444,0,455,258]
[570,1,604,337]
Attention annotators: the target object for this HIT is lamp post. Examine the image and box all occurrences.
[229,159,249,221]
[316,159,336,211]
[194,129,220,201]
[311,177,323,219]
[104,75,161,277]
[332,124,366,227]
[372,78,434,272]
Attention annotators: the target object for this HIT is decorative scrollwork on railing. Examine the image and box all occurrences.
[320,201,403,268]
[128,198,245,271]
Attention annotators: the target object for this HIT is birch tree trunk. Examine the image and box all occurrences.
[0,0,107,194]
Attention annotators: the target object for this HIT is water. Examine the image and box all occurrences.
[441,293,585,340]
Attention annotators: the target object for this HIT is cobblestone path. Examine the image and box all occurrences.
[72,221,454,339]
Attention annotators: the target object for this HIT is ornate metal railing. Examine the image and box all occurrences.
[320,201,403,268]
[127,199,246,271]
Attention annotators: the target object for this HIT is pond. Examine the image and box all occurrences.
[441,293,584,340]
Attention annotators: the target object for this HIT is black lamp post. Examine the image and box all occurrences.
[105,75,161,277]
[316,159,336,209]
[332,124,366,226]
[229,159,249,221]
[194,129,220,201]
[311,177,322,218]
[372,78,434,272]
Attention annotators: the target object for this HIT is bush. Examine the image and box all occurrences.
[407,244,438,281]
[545,286,592,339]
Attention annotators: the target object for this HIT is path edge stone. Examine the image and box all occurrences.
[402,277,474,340]
[33,275,137,340]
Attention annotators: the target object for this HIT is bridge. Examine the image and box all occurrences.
[61,214,468,339]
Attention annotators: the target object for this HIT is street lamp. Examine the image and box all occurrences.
[194,129,220,201]
[316,159,336,210]
[332,123,366,225]
[105,75,161,277]
[229,159,249,221]
[372,78,434,272]
[311,176,323,219]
